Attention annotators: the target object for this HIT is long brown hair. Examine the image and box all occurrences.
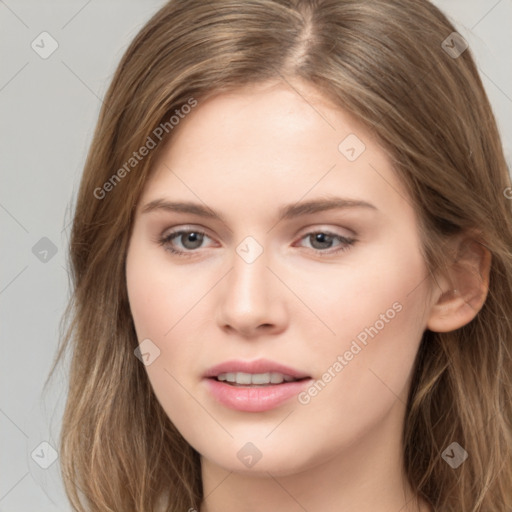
[45,0,512,510]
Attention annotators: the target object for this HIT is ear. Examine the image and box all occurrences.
[426,234,491,333]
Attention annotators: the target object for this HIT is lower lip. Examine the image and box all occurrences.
[204,378,312,412]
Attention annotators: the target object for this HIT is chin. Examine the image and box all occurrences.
[200,442,324,478]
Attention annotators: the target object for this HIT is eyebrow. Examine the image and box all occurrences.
[141,196,378,223]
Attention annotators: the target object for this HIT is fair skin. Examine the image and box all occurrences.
[125,79,489,512]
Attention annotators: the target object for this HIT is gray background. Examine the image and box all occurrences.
[1,1,511,510]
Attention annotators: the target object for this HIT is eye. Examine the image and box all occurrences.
[158,228,214,256]
[295,231,355,255]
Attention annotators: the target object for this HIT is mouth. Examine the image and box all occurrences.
[203,359,312,412]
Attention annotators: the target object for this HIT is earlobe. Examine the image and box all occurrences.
[426,236,492,333]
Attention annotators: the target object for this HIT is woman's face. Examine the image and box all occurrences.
[126,79,437,476]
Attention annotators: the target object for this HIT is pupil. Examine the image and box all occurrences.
[183,232,203,249]
[311,233,332,249]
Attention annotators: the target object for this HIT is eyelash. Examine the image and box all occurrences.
[157,228,356,258]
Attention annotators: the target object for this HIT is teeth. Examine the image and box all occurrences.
[236,372,252,385]
[251,372,270,385]
[216,372,298,385]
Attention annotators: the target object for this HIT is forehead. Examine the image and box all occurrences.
[164,80,359,154]
[139,80,411,223]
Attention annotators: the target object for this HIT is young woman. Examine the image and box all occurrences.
[46,0,512,510]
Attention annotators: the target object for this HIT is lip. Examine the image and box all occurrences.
[203,359,312,412]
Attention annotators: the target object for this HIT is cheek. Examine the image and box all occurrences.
[126,242,210,399]
[298,235,428,345]
[302,249,428,423]
[126,240,205,341]
[126,244,204,431]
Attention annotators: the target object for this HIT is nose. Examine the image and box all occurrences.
[216,248,288,338]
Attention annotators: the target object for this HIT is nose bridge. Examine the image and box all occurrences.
[227,243,269,311]
[216,237,285,334]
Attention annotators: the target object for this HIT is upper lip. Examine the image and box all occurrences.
[203,359,311,379]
